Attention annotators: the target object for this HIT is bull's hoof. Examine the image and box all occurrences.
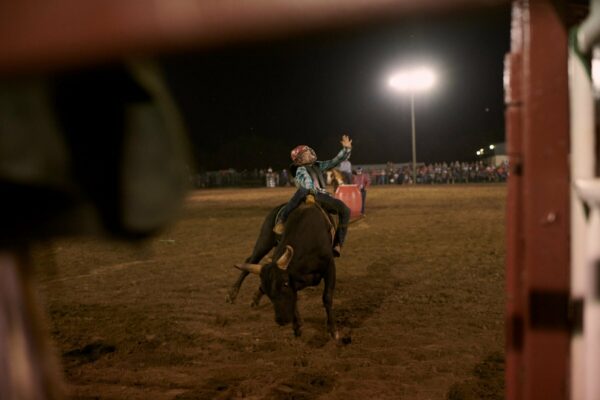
[330,329,340,341]
[293,327,302,337]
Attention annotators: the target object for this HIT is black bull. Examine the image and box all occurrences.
[228,203,339,339]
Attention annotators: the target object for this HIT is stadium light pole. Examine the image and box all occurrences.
[388,67,436,184]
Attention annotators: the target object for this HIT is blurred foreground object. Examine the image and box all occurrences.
[0,60,190,398]
[0,61,190,241]
[0,0,507,75]
[0,250,63,400]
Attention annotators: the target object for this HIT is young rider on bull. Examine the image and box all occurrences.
[273,134,352,257]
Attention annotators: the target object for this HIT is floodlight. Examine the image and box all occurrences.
[388,67,436,92]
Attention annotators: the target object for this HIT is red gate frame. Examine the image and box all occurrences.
[505,1,572,399]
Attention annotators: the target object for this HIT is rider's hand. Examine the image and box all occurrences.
[341,134,352,149]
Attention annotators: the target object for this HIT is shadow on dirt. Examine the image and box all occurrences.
[62,341,116,366]
[334,258,399,328]
[269,371,335,400]
[299,257,400,349]
[446,351,504,400]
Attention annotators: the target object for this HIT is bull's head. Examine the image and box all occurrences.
[235,245,296,326]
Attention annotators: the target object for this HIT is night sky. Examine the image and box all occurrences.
[162,7,510,172]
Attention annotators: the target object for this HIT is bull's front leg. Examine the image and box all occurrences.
[226,270,249,303]
[323,261,339,340]
[228,205,280,304]
[250,287,264,307]
[293,302,303,337]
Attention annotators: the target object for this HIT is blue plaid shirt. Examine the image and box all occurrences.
[295,147,351,194]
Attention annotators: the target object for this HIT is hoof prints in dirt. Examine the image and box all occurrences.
[305,330,330,349]
[175,377,242,400]
[270,372,335,400]
[63,341,116,365]
[335,259,398,329]
[305,329,352,349]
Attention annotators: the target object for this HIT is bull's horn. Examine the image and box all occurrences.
[234,263,263,274]
[276,245,294,270]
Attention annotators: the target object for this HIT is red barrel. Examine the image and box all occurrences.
[334,184,362,218]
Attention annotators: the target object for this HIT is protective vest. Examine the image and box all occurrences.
[305,165,327,190]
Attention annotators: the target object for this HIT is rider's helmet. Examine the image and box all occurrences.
[290,145,317,165]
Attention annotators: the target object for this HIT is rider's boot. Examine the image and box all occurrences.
[273,220,285,235]
[333,243,342,257]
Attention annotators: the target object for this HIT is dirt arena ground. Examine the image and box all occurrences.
[33,184,506,400]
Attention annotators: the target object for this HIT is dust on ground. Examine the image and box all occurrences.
[34,185,506,399]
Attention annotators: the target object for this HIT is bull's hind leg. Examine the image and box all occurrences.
[226,205,282,304]
[323,259,339,340]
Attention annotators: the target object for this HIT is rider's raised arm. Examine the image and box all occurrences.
[317,147,351,172]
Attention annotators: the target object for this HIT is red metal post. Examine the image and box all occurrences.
[505,49,524,400]
[505,1,571,399]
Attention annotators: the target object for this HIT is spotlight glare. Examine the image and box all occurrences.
[388,67,436,92]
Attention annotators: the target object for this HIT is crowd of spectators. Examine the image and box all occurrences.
[191,167,291,188]
[190,160,508,188]
[363,160,509,185]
